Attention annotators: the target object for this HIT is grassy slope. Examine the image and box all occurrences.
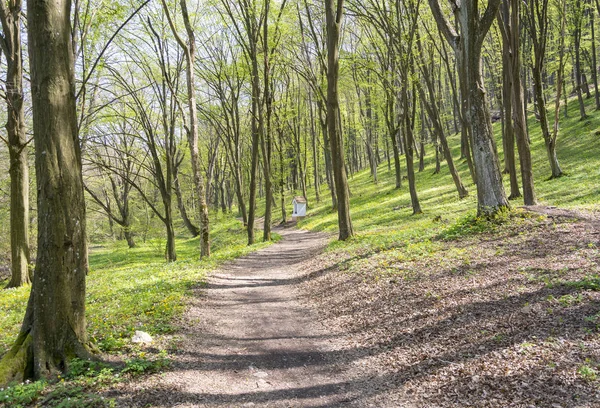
[292,96,600,406]
[299,93,600,252]
[0,213,272,355]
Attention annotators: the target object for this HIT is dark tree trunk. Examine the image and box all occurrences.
[1,0,30,289]
[326,0,353,240]
[429,0,508,215]
[525,0,562,178]
[402,86,422,215]
[573,0,588,120]
[0,0,89,382]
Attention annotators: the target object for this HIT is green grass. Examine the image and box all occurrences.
[0,211,274,361]
[0,89,599,406]
[299,93,600,256]
[0,212,276,406]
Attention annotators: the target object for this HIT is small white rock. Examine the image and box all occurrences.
[253,371,269,378]
[131,330,153,344]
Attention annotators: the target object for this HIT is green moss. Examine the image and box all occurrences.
[0,333,31,386]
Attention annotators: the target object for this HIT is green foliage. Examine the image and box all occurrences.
[563,275,600,291]
[122,350,169,376]
[40,384,114,408]
[577,363,598,382]
[437,207,531,240]
[0,381,46,407]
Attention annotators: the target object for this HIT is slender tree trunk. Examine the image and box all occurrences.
[261,0,273,242]
[248,54,261,244]
[402,86,422,214]
[574,0,588,120]
[591,6,600,110]
[161,0,210,256]
[501,0,535,204]
[326,0,353,240]
[309,95,320,202]
[526,0,563,178]
[173,162,200,237]
[319,106,337,209]
[1,0,30,289]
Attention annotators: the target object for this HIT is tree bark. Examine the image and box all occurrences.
[429,0,508,215]
[0,0,30,288]
[326,0,353,240]
[0,0,89,383]
[524,0,563,178]
[161,0,210,256]
[499,0,536,204]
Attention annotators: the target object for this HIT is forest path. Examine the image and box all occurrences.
[117,224,362,407]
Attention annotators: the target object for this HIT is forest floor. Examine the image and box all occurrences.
[110,223,359,407]
[110,206,600,407]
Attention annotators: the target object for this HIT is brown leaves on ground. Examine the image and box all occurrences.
[300,207,600,407]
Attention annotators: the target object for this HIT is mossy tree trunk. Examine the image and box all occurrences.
[1,0,89,384]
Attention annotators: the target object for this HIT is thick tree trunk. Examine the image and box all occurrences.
[124,229,136,249]
[1,0,89,383]
[326,0,353,240]
[446,0,509,215]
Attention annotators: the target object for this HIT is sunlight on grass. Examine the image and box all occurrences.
[0,212,274,355]
[299,93,599,257]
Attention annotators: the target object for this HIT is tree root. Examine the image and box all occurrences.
[0,332,32,386]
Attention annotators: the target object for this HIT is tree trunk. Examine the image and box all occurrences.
[247,53,261,244]
[261,0,273,242]
[1,0,30,289]
[508,1,536,205]
[402,87,422,215]
[173,161,200,237]
[326,0,353,240]
[162,0,210,256]
[591,6,600,110]
[1,0,89,382]
[309,95,321,202]
[500,0,535,204]
[573,0,588,120]
[430,0,508,215]
[525,0,563,179]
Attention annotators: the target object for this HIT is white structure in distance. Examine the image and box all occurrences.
[292,196,307,221]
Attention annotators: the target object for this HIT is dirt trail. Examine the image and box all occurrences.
[117,225,362,407]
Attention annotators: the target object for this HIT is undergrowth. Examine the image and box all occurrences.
[0,212,275,406]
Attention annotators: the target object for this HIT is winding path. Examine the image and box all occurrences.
[117,225,361,407]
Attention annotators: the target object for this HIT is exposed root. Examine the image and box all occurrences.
[0,332,32,386]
